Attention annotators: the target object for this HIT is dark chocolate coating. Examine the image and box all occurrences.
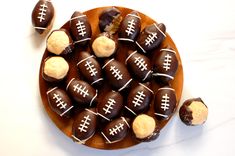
[154,87,177,120]
[97,91,123,121]
[72,108,97,143]
[66,78,97,107]
[136,23,166,53]
[77,51,103,87]
[118,11,141,42]
[102,59,132,91]
[47,87,73,118]
[126,50,152,82]
[99,7,121,33]
[134,126,160,142]
[32,0,54,34]
[126,83,153,115]
[153,47,178,83]
[70,11,92,46]
[101,117,130,143]
[179,98,207,126]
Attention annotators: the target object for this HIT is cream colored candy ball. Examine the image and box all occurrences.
[92,36,116,57]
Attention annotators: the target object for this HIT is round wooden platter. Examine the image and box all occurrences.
[39,6,184,150]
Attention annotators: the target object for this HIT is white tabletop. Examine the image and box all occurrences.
[1,0,235,155]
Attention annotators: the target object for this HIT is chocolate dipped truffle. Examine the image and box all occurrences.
[70,11,92,46]
[92,32,117,58]
[132,114,160,142]
[99,7,122,34]
[179,98,208,126]
[136,23,166,53]
[72,108,97,144]
[153,47,178,84]
[32,0,54,35]
[42,56,69,82]
[47,87,74,117]
[154,87,177,120]
[125,50,152,82]
[47,29,74,55]
[118,11,141,42]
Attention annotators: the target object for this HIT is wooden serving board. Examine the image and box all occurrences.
[39,6,184,150]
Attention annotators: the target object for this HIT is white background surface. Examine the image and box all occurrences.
[1,0,235,155]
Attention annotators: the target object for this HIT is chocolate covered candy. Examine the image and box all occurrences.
[42,56,69,82]
[92,32,117,58]
[118,11,141,42]
[102,59,132,92]
[97,91,123,121]
[99,7,122,34]
[47,87,74,117]
[136,23,166,53]
[77,52,103,87]
[101,117,130,144]
[132,114,160,142]
[66,78,98,107]
[125,83,153,116]
[153,47,178,83]
[179,98,208,126]
[32,0,54,34]
[70,11,92,46]
[154,87,177,120]
[125,50,152,82]
[47,29,74,55]
[72,108,97,144]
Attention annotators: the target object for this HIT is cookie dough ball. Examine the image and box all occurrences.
[42,56,69,82]
[92,32,117,58]
[179,98,208,126]
[47,29,74,55]
[132,114,160,141]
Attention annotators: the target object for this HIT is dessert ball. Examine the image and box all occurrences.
[179,98,208,126]
[132,114,160,142]
[99,7,122,34]
[32,0,55,34]
[42,56,69,82]
[92,32,117,58]
[47,29,74,55]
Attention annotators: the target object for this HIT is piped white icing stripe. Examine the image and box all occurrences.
[70,15,87,21]
[152,73,174,80]
[125,106,137,116]
[60,106,74,117]
[97,113,110,121]
[139,83,154,94]
[160,48,176,54]
[46,87,58,94]
[66,78,75,91]
[158,87,175,92]
[73,38,91,44]
[118,79,132,92]
[77,55,94,66]
[85,108,97,115]
[125,50,137,64]
[34,27,46,30]
[142,70,152,82]
[101,132,111,144]
[154,113,169,118]
[91,78,103,85]
[127,13,141,19]
[121,117,130,128]
[154,23,166,37]
[135,41,146,53]
[89,90,98,107]
[102,58,114,69]
[118,38,134,42]
[71,135,85,144]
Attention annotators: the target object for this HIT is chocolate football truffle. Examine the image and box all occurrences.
[118,11,141,42]
[99,7,122,34]
[132,114,160,142]
[70,11,92,46]
[32,0,55,34]
[92,32,117,58]
[136,23,166,53]
[42,56,69,82]
[72,108,97,144]
[153,47,178,84]
[179,98,208,126]
[47,87,74,117]
[47,29,74,55]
